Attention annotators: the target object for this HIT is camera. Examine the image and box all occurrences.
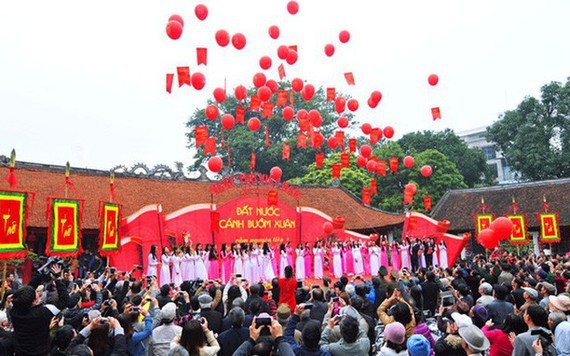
[531,329,554,355]
[303,303,313,310]
[442,294,455,307]
[332,297,339,303]
[255,317,271,327]
[109,267,116,274]
[37,256,65,275]
[297,280,303,288]
[132,306,140,312]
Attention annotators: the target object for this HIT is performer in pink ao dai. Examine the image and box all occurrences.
[208,245,220,280]
[379,240,389,267]
[303,243,312,279]
[159,247,171,286]
[390,241,401,271]
[344,242,355,276]
[361,243,371,276]
[220,244,231,283]
[286,242,294,269]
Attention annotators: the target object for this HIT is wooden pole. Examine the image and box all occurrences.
[1,261,7,302]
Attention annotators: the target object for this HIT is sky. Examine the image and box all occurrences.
[1,0,569,173]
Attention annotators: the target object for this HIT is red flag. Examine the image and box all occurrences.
[282,144,290,160]
[250,152,256,170]
[423,196,432,211]
[348,138,357,153]
[177,67,191,87]
[277,90,288,107]
[289,91,294,106]
[431,107,441,120]
[194,126,208,147]
[235,106,246,124]
[362,187,371,205]
[370,179,378,195]
[377,160,387,176]
[262,102,274,118]
[196,48,208,65]
[326,88,336,101]
[297,133,307,148]
[204,137,217,155]
[316,152,325,168]
[335,131,345,150]
[312,132,324,148]
[288,45,298,52]
[332,164,341,178]
[278,64,286,79]
[298,116,310,132]
[389,157,399,173]
[265,125,270,147]
[268,190,279,206]
[344,72,355,85]
[340,152,350,168]
[249,95,261,111]
[370,128,382,145]
[211,211,220,233]
[166,73,174,93]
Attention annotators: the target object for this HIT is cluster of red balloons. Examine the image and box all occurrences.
[478,217,514,249]
[166,15,184,40]
[215,30,247,50]
[368,90,382,108]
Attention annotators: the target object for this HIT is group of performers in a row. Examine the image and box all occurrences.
[147,236,449,287]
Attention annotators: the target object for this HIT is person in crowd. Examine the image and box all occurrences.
[172,318,220,355]
[279,266,298,311]
[475,282,493,307]
[283,304,330,355]
[457,325,490,356]
[412,304,436,354]
[244,283,269,315]
[48,324,75,356]
[148,245,159,278]
[545,310,570,356]
[234,315,294,356]
[378,321,407,356]
[198,293,222,335]
[497,263,514,287]
[217,307,249,356]
[469,305,488,328]
[512,304,556,356]
[485,284,513,327]
[434,312,471,356]
[319,314,370,355]
[481,313,526,356]
[377,289,416,337]
[408,334,431,356]
[308,287,328,325]
[68,316,127,356]
[510,278,526,309]
[149,302,182,356]
[516,286,539,316]
[421,271,440,316]
[538,282,556,310]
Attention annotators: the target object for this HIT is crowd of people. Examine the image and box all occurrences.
[149,237,448,286]
[0,242,569,356]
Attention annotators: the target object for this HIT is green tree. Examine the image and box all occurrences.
[486,79,570,181]
[398,129,493,187]
[185,84,355,180]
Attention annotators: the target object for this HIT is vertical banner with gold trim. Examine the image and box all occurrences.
[46,198,83,257]
[0,190,30,259]
[474,214,493,238]
[98,202,121,256]
[538,213,560,243]
[507,214,527,245]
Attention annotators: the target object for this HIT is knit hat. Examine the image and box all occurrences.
[161,302,177,321]
[550,295,570,312]
[471,305,488,324]
[523,287,539,300]
[384,321,406,344]
[198,293,213,309]
[407,334,430,356]
[276,304,291,324]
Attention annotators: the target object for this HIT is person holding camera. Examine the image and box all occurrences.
[171,318,220,355]
[283,304,330,355]
[512,305,556,356]
[377,289,416,337]
[234,315,295,356]
[319,313,370,355]
[68,316,127,356]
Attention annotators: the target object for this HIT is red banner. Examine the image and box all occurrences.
[98,202,121,257]
[377,161,387,176]
[326,88,335,101]
[315,152,324,168]
[538,213,560,243]
[340,153,350,168]
[431,107,441,120]
[277,90,288,107]
[362,187,371,205]
[249,95,261,111]
[332,164,341,179]
[474,214,493,238]
[297,133,307,148]
[389,157,399,173]
[166,73,174,93]
[423,196,432,211]
[268,190,279,207]
[195,126,208,147]
[177,66,190,87]
[348,138,357,153]
[370,179,377,195]
[0,191,29,259]
[508,214,527,245]
[235,106,246,125]
[46,198,84,257]
[282,144,290,160]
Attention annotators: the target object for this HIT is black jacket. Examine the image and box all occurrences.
[421,280,440,313]
[217,326,249,356]
[200,308,223,335]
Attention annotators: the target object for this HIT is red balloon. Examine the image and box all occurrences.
[337,116,349,128]
[356,156,367,167]
[339,30,350,43]
[420,165,432,178]
[166,21,183,40]
[324,44,335,57]
[490,217,514,241]
[270,166,283,181]
[215,30,230,47]
[213,87,226,103]
[297,109,308,121]
[277,45,289,60]
[231,33,247,50]
[259,56,272,70]
[360,144,372,158]
[366,160,377,172]
[403,156,415,169]
[428,74,439,86]
[304,84,315,97]
[370,90,382,103]
[301,88,312,101]
[287,0,299,15]
[247,117,261,131]
[191,72,206,90]
[291,78,304,92]
[334,97,346,114]
[282,106,295,121]
[258,86,272,102]
[405,183,417,195]
[347,98,359,112]
[208,156,223,173]
[327,137,339,149]
[221,114,235,130]
[253,73,267,88]
[309,110,322,127]
[168,15,184,27]
[383,126,394,139]
[194,4,208,21]
[205,105,219,120]
[265,79,278,93]
[268,25,280,39]
[479,228,499,249]
[286,50,298,65]
[361,123,372,135]
[367,97,378,109]
[323,221,333,234]
[235,85,247,100]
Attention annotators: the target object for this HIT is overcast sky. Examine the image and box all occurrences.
[1,0,569,172]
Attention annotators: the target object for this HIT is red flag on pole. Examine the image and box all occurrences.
[278,64,286,79]
[431,107,442,120]
[326,88,336,101]
[344,72,355,85]
[196,48,208,65]
[204,137,217,155]
[235,106,245,125]
[389,157,399,173]
[332,164,341,179]
[166,73,174,93]
[348,138,357,153]
[177,67,191,87]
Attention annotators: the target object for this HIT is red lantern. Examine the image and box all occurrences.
[221,114,235,130]
[383,126,394,139]
[490,217,514,241]
[356,156,367,167]
[479,228,499,249]
[339,30,350,43]
[168,15,184,27]
[334,97,346,113]
[347,98,359,112]
[270,166,283,181]
[286,50,298,65]
[166,21,183,40]
[268,25,280,39]
[323,221,333,234]
[420,165,433,178]
[405,183,417,195]
[235,85,247,100]
[194,4,208,21]
[327,137,339,149]
[370,90,382,103]
[366,160,377,172]
[291,78,304,92]
[287,1,299,15]
[213,87,226,103]
[258,86,272,102]
[215,29,230,47]
[403,156,415,169]
[231,33,247,50]
[324,44,335,57]
[361,123,372,135]
[191,72,206,90]
[208,156,223,173]
[337,116,349,128]
[428,74,439,86]
[205,105,219,120]
[309,110,322,127]
[277,45,289,60]
[259,56,272,70]
[253,72,267,88]
[282,106,294,121]
[247,117,261,131]
[360,144,372,158]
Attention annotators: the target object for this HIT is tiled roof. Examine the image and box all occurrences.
[431,178,570,231]
[0,165,403,231]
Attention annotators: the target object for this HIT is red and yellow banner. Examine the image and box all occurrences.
[474,214,493,237]
[0,191,28,259]
[47,198,83,257]
[508,214,527,245]
[99,202,121,256]
[539,213,560,243]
